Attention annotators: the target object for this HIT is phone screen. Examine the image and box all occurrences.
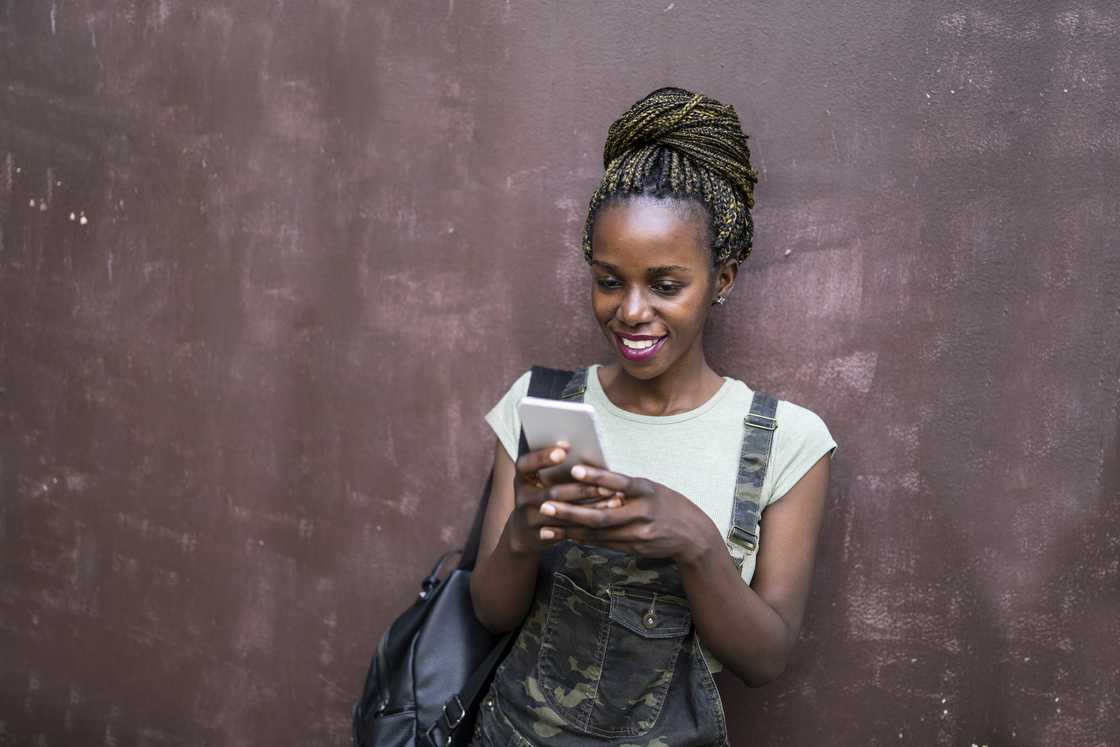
[518,396,608,487]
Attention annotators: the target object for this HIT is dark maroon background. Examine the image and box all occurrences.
[2,2,1118,745]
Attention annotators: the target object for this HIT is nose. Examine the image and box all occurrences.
[616,285,654,328]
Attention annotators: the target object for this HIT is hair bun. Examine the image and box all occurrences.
[583,86,759,267]
[602,86,758,207]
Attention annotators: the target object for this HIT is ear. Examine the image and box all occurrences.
[712,257,739,300]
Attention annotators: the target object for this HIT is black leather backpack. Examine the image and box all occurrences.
[351,366,576,747]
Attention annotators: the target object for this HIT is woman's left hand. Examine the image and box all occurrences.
[538,464,720,565]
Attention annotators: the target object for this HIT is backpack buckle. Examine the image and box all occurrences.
[442,695,466,729]
[423,695,466,746]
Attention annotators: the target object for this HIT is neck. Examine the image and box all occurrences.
[598,343,724,417]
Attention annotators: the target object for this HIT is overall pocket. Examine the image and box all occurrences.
[537,572,610,732]
[537,572,692,738]
[591,585,692,737]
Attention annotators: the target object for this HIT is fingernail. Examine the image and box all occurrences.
[540,503,556,516]
[540,528,555,540]
[571,465,586,479]
[556,440,571,449]
[550,449,564,463]
[598,486,613,496]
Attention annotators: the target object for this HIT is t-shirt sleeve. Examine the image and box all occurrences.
[483,369,534,463]
[763,401,838,508]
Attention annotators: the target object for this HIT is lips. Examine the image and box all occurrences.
[613,332,667,362]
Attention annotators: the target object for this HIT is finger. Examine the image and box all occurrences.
[538,525,566,543]
[528,507,618,529]
[568,466,649,496]
[554,494,623,511]
[545,482,614,503]
[539,498,646,528]
[515,444,569,481]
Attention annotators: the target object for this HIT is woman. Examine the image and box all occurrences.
[468,87,837,746]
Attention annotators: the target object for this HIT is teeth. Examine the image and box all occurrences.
[621,337,660,350]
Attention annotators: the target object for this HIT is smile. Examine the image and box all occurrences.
[614,333,667,362]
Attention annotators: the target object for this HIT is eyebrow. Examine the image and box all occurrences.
[590,260,693,275]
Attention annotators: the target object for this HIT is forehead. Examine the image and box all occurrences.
[591,198,709,270]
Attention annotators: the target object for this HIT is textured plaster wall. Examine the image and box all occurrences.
[1,1,1118,745]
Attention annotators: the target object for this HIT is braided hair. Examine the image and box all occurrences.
[581,86,759,269]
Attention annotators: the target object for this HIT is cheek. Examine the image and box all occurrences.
[590,291,612,321]
[668,295,710,330]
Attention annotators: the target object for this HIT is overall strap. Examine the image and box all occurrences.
[726,390,779,566]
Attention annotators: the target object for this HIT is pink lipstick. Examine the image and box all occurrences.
[614,333,667,362]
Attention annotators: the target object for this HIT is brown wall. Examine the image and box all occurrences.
[2,2,1118,745]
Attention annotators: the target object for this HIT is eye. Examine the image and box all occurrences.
[595,276,622,290]
[652,282,682,295]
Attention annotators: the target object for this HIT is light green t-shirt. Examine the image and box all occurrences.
[483,363,838,671]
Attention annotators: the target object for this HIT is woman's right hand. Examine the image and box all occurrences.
[507,441,622,555]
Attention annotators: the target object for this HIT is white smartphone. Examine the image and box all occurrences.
[517,396,609,488]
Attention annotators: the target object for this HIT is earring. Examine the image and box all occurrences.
[713,296,727,306]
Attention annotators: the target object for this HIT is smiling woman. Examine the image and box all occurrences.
[467,87,838,746]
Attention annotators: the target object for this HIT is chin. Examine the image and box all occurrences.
[616,352,676,380]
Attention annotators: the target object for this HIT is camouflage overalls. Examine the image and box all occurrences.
[470,367,778,747]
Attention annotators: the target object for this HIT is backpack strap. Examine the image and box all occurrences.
[726,390,779,567]
[403,368,582,747]
[558,365,588,402]
[460,366,577,571]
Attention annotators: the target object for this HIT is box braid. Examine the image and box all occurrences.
[581,86,759,269]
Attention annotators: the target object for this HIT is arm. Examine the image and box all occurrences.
[677,452,831,686]
[468,438,542,633]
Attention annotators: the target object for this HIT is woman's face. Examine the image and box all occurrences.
[589,197,734,380]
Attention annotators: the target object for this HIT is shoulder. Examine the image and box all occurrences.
[493,364,590,404]
[714,377,833,434]
[487,368,534,417]
[775,397,832,439]
[507,366,583,398]
[722,383,834,457]
[760,393,838,507]
[772,395,836,463]
[484,369,535,463]
[506,368,533,398]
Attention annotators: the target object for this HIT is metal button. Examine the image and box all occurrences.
[643,595,659,629]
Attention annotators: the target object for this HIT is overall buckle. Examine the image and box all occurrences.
[745,413,777,431]
[728,525,758,554]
